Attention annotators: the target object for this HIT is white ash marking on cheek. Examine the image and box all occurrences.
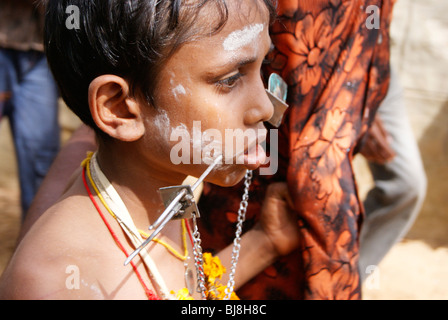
[172,84,187,100]
[169,72,191,101]
[172,123,189,137]
[153,109,171,140]
[170,78,187,101]
[222,23,264,52]
[170,123,191,145]
[169,123,189,143]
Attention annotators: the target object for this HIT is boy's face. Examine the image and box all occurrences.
[143,0,274,186]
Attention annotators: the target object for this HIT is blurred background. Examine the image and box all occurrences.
[357,0,448,299]
[0,0,447,299]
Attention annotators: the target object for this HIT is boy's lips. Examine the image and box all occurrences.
[241,143,266,170]
[237,128,267,170]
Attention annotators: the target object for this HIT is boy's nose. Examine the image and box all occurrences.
[244,78,274,125]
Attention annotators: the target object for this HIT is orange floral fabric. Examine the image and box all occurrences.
[198,0,394,299]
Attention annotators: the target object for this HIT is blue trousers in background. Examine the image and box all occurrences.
[0,48,60,217]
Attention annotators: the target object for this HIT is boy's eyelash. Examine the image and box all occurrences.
[215,73,243,91]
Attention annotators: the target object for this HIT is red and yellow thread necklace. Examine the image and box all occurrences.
[81,166,158,300]
[84,152,189,262]
[82,152,171,299]
[82,152,237,300]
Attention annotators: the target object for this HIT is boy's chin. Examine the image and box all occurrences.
[207,165,251,188]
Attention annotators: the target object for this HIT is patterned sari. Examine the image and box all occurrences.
[198,0,394,299]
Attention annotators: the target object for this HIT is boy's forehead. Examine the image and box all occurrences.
[203,0,270,46]
[159,0,270,77]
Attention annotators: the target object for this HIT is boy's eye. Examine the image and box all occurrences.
[215,73,243,92]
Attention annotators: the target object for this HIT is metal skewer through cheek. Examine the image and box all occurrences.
[124,72,290,266]
[124,154,223,266]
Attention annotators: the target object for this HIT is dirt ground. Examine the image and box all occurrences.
[0,187,20,278]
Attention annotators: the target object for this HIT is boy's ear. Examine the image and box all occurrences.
[89,75,144,141]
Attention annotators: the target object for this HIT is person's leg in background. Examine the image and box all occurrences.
[0,49,13,122]
[6,49,60,218]
[359,69,427,281]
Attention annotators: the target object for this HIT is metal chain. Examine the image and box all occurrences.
[223,169,252,300]
[192,169,253,300]
[191,214,207,300]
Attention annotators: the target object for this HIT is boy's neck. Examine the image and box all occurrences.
[94,144,188,231]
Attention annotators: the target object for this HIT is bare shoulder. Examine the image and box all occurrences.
[0,179,111,299]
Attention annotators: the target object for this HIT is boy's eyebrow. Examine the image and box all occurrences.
[205,56,257,80]
[235,56,258,68]
[211,39,274,74]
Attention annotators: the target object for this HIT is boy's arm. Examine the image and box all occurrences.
[217,224,278,292]
[217,183,299,291]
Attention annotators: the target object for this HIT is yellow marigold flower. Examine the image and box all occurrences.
[172,288,194,300]
[214,284,227,300]
[214,284,240,300]
[203,252,226,283]
[229,292,240,300]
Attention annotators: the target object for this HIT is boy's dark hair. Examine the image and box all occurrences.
[44,0,276,135]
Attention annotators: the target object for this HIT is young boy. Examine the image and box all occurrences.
[0,0,299,300]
